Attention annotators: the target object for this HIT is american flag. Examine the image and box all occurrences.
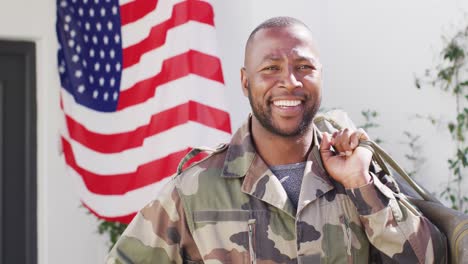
[56,0,232,223]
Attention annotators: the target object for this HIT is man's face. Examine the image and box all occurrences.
[241,25,322,137]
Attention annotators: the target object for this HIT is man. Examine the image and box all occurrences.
[106,16,447,263]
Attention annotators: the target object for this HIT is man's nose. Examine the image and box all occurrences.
[280,68,302,90]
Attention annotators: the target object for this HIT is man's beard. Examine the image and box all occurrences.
[247,83,320,137]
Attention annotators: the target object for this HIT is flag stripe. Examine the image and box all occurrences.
[120,0,158,25]
[61,76,228,134]
[63,137,206,195]
[66,101,231,153]
[82,201,136,223]
[65,122,230,174]
[121,0,185,48]
[72,167,172,216]
[120,22,217,91]
[122,0,214,68]
[117,50,224,110]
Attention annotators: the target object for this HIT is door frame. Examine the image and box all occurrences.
[0,40,37,264]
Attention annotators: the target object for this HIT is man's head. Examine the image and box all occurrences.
[241,16,322,138]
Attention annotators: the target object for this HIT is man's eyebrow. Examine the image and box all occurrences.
[295,56,320,64]
[261,55,283,62]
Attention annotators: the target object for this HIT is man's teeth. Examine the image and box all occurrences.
[273,100,301,107]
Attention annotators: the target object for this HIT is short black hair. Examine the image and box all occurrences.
[246,16,311,47]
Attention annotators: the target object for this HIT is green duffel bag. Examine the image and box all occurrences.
[314,110,468,264]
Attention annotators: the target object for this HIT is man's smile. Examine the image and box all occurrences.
[272,99,302,107]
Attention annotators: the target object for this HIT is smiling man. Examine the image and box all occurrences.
[107,17,447,263]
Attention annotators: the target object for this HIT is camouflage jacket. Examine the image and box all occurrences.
[107,118,447,263]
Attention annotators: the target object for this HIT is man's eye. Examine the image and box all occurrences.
[263,66,279,71]
[297,65,314,70]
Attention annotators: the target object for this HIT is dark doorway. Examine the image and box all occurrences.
[0,40,37,264]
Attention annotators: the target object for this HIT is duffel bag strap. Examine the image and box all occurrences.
[358,140,440,204]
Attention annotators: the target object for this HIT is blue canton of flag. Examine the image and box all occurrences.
[57,0,122,112]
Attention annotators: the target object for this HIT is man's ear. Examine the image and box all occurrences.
[240,67,248,97]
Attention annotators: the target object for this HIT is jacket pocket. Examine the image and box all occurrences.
[192,210,262,264]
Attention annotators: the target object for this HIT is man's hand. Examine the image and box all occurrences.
[319,128,373,189]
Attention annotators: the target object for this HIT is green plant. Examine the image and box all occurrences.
[359,109,383,144]
[400,131,425,178]
[415,23,468,212]
[97,218,128,251]
[81,206,128,251]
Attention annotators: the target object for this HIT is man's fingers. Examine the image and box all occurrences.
[331,128,370,156]
[320,132,334,160]
[350,128,370,149]
[357,128,369,141]
[333,128,352,154]
[322,128,371,158]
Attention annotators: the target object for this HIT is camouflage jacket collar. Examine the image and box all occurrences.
[221,116,336,217]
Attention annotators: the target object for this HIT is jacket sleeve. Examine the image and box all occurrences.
[105,180,202,264]
[345,173,448,264]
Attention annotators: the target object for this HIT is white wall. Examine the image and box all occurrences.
[0,0,466,263]
[216,0,468,194]
[0,0,108,263]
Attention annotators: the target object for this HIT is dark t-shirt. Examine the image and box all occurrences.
[270,162,306,209]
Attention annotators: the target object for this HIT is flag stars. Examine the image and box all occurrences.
[77,85,85,93]
[75,70,82,78]
[58,0,123,110]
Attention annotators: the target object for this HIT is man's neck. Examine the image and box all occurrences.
[250,118,314,166]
